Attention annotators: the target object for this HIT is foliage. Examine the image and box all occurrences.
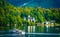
[0,0,60,28]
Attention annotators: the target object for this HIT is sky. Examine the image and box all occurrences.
[6,0,60,8]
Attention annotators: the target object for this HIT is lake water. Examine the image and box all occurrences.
[0,26,60,37]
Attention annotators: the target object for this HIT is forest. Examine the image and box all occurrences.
[0,0,60,30]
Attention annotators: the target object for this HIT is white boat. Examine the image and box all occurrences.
[18,30,25,35]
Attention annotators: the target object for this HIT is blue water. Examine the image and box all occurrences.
[0,26,60,37]
[0,33,60,37]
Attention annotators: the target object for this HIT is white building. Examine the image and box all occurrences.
[24,17,26,20]
[24,15,36,22]
[28,15,31,22]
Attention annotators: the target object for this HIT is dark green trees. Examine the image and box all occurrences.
[0,0,60,30]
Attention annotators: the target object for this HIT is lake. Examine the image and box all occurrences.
[0,26,60,37]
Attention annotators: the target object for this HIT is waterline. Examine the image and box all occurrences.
[0,33,60,36]
[26,33,60,35]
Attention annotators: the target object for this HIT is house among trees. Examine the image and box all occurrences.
[45,21,50,25]
[28,15,31,22]
[44,20,55,27]
[28,15,36,22]
[24,15,36,23]
[24,17,26,21]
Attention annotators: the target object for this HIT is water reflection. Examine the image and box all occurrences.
[0,26,60,37]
